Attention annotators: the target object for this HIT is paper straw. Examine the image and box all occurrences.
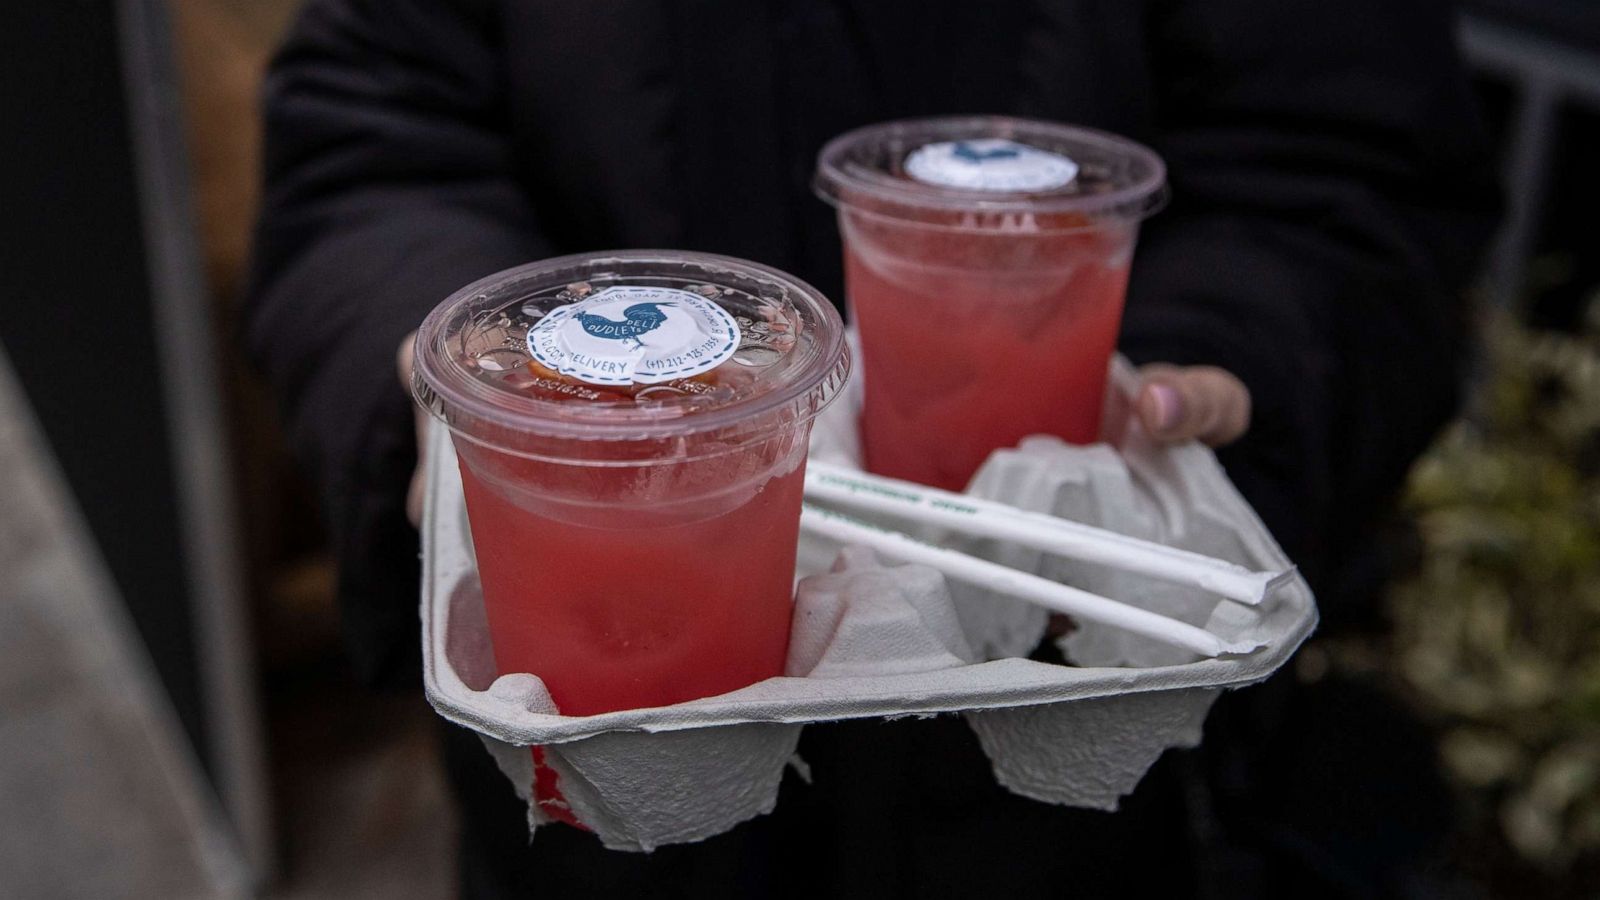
[799,505,1260,659]
[805,462,1290,606]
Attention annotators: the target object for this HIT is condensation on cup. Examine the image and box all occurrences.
[815,117,1167,491]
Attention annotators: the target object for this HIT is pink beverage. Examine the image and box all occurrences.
[413,252,848,821]
[816,118,1166,491]
[453,431,809,716]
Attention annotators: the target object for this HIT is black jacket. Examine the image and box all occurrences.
[249,0,1496,686]
[249,2,1498,895]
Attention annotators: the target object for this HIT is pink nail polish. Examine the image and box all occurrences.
[1149,384,1181,432]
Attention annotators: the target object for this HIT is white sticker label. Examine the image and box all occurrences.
[527,286,741,386]
[904,139,1079,192]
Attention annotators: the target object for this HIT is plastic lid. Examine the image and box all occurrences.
[815,116,1167,225]
[413,251,850,457]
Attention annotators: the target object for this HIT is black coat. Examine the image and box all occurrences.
[248,1,1497,895]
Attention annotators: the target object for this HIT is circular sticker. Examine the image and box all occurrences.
[527,286,741,386]
[904,138,1079,192]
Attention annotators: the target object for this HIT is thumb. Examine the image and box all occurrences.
[1135,365,1251,447]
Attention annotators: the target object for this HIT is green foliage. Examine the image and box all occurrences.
[1388,304,1600,875]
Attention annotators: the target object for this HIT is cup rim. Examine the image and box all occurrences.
[814,115,1168,223]
[413,250,852,450]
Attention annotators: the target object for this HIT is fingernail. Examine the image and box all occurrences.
[1148,383,1181,432]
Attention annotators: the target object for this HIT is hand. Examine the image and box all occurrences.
[398,331,426,526]
[1132,364,1251,447]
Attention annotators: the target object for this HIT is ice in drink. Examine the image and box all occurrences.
[452,390,810,715]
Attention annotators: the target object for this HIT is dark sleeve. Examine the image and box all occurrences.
[1120,0,1499,587]
[246,0,546,684]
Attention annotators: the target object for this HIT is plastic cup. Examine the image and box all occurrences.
[815,116,1166,491]
[413,251,850,717]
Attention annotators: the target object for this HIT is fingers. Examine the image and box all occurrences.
[406,427,426,527]
[1135,364,1252,447]
[398,332,427,527]
[397,331,417,387]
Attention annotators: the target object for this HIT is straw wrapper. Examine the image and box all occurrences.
[804,461,1292,606]
[798,504,1261,658]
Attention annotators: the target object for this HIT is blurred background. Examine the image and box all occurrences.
[1,1,1597,897]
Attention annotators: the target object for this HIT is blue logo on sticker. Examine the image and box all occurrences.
[905,139,1079,192]
[952,141,1022,163]
[573,302,671,349]
[528,286,743,386]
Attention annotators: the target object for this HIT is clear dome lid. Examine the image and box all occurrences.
[413,251,851,459]
[815,116,1167,227]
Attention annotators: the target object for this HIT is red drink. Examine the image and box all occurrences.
[843,221,1133,490]
[817,117,1165,489]
[456,431,808,715]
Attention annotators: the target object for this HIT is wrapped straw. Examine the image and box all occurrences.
[804,461,1290,606]
[799,504,1262,659]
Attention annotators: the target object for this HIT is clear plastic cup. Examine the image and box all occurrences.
[413,251,850,717]
[815,116,1166,491]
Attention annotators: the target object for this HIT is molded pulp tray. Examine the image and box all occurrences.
[421,362,1318,851]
